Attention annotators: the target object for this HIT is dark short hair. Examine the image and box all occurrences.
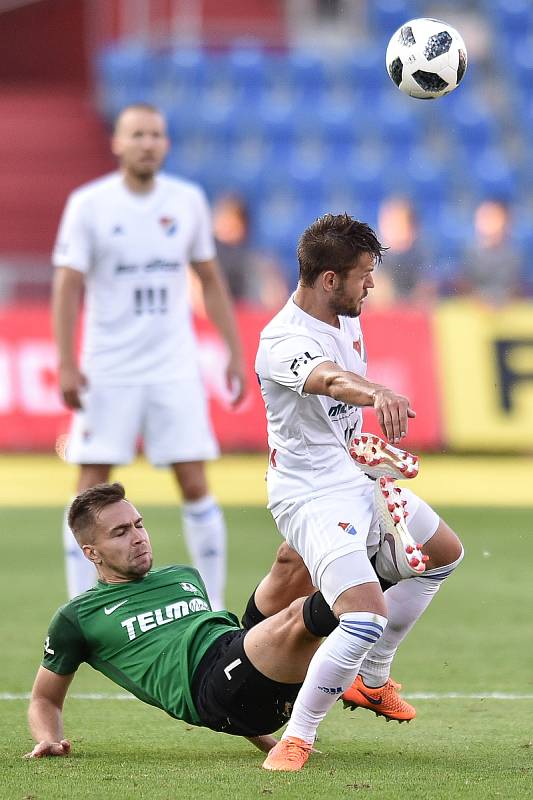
[297,213,387,288]
[68,482,126,545]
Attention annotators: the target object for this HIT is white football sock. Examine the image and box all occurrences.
[62,505,97,599]
[359,549,464,688]
[283,611,387,743]
[181,495,226,611]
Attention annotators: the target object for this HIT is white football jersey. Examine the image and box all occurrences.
[52,172,216,384]
[255,295,370,510]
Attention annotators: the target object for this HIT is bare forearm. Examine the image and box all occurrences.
[28,698,64,743]
[52,274,82,367]
[325,371,382,407]
[202,279,242,359]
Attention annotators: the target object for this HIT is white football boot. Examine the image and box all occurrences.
[374,476,429,582]
[349,434,419,480]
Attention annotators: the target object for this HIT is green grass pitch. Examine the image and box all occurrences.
[3,505,532,799]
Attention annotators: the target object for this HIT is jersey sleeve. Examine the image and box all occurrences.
[262,333,332,396]
[52,191,92,273]
[188,187,217,263]
[41,607,89,675]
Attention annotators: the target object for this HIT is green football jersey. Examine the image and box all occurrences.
[42,565,240,726]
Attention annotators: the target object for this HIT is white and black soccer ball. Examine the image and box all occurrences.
[385,18,467,99]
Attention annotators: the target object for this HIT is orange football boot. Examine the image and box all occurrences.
[342,675,416,722]
[262,736,314,771]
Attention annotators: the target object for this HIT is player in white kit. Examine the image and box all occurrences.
[52,104,245,610]
[251,214,463,771]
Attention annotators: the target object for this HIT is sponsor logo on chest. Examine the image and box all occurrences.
[120,598,209,641]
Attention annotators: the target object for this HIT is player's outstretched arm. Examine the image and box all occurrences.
[24,666,75,759]
[191,258,246,404]
[304,361,415,443]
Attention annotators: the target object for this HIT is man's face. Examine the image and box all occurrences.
[329,251,375,318]
[86,500,153,582]
[112,109,169,180]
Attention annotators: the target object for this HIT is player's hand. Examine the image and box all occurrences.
[226,355,246,406]
[59,364,87,410]
[372,388,416,443]
[24,739,71,759]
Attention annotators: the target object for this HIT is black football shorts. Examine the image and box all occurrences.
[191,629,302,737]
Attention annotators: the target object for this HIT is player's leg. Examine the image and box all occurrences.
[169,460,226,610]
[77,464,112,492]
[263,490,388,770]
[63,384,141,598]
[241,542,314,629]
[244,596,325,683]
[264,564,387,770]
[192,595,335,766]
[144,379,226,610]
[355,493,463,697]
[62,464,111,599]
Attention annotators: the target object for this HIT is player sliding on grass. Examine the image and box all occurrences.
[250,213,464,771]
[26,482,384,762]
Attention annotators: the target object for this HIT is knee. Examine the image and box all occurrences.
[423,522,464,571]
[333,583,388,620]
[285,597,313,637]
[443,530,464,565]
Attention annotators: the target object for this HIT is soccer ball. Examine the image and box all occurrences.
[385,18,467,99]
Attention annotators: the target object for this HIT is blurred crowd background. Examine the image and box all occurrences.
[1,0,533,305]
[0,0,532,455]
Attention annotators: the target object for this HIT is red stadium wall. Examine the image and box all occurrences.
[0,304,442,453]
[0,0,88,85]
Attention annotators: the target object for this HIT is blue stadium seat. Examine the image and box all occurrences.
[376,90,424,155]
[472,149,517,201]
[286,50,327,102]
[510,36,533,95]
[255,188,307,283]
[328,148,391,221]
[488,0,533,40]
[345,47,386,99]
[321,181,365,219]
[314,88,365,153]
[255,90,303,156]
[226,45,268,102]
[433,206,472,278]
[404,152,453,218]
[368,0,422,42]
[95,43,159,118]
[449,95,498,155]
[165,47,208,92]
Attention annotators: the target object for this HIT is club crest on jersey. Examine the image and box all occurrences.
[353,338,362,356]
[159,216,177,236]
[180,582,200,593]
[338,521,357,536]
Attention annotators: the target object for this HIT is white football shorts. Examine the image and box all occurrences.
[66,378,219,466]
[273,481,439,606]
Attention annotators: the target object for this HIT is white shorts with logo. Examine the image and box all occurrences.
[66,378,219,466]
[272,480,439,606]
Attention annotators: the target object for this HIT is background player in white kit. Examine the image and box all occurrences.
[252,214,463,771]
[52,103,245,609]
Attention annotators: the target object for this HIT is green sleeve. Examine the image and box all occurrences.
[42,607,89,675]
